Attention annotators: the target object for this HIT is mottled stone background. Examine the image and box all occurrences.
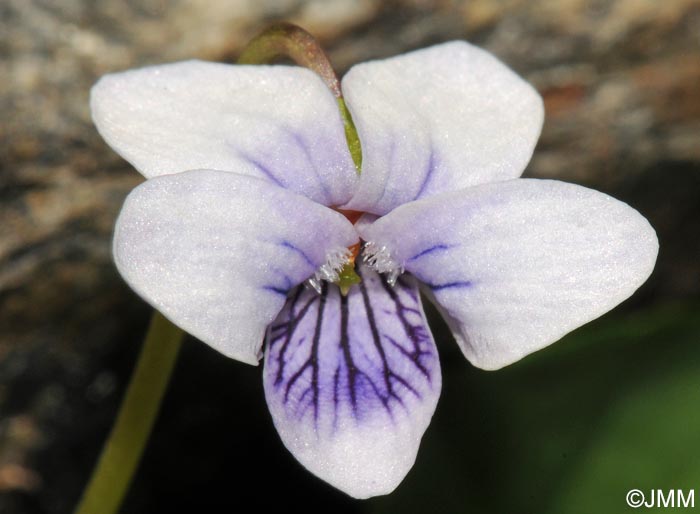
[1,1,699,513]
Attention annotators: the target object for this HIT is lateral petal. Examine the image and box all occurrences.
[113,170,358,364]
[359,179,658,370]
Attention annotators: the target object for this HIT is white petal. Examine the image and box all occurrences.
[341,41,544,215]
[114,170,358,364]
[91,61,357,206]
[360,179,658,370]
[264,264,440,498]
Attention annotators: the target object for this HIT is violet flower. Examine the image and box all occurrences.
[91,41,658,498]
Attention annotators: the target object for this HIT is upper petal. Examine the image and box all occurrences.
[114,170,358,364]
[91,61,357,206]
[359,179,658,370]
[264,264,441,498]
[341,41,544,215]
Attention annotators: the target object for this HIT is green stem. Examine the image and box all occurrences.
[238,22,341,96]
[74,312,184,514]
[238,22,362,172]
[337,98,362,172]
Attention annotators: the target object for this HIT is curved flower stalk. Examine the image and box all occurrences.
[91,41,658,498]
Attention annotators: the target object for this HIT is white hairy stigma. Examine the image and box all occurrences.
[306,247,352,293]
[363,241,403,286]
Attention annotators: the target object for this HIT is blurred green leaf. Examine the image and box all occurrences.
[365,302,700,514]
